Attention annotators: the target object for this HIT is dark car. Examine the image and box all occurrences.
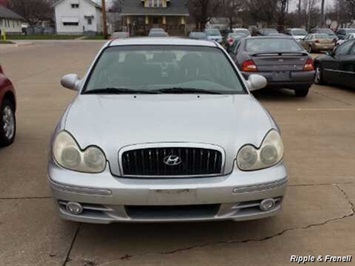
[256,28,278,36]
[314,39,355,88]
[309,28,338,41]
[229,36,315,97]
[0,65,16,146]
[336,28,355,40]
[188,32,207,40]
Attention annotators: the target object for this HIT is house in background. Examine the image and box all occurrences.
[121,0,189,36]
[0,5,24,35]
[53,0,102,35]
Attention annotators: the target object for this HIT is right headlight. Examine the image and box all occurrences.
[236,130,284,171]
[52,131,106,173]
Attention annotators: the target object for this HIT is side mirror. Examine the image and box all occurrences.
[246,74,267,91]
[60,74,81,91]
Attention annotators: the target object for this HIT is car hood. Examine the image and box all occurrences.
[63,94,275,175]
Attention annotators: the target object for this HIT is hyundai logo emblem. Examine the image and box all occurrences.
[163,155,182,166]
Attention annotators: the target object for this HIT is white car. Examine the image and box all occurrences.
[336,33,355,46]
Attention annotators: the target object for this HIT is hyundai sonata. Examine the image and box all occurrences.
[48,38,288,223]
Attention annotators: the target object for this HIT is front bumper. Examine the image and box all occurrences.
[242,71,315,89]
[48,161,288,223]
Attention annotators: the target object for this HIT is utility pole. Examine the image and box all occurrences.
[101,0,108,39]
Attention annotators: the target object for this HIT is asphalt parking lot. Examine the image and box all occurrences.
[0,41,354,266]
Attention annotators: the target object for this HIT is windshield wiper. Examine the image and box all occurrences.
[154,87,223,94]
[84,87,160,94]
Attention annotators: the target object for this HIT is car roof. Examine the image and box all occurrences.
[109,37,218,47]
[244,36,294,40]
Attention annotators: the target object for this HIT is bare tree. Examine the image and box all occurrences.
[303,0,317,30]
[110,0,124,13]
[277,0,288,31]
[7,0,53,25]
[221,0,243,30]
[188,0,222,30]
[246,0,278,26]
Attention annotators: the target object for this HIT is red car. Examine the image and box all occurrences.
[0,65,16,146]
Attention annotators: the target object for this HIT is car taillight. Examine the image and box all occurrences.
[303,58,314,71]
[242,60,258,72]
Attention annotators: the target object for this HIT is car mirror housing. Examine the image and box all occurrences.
[246,74,267,91]
[61,74,81,91]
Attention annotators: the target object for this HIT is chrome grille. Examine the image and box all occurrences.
[121,147,223,177]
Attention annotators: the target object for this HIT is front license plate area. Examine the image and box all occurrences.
[273,71,290,81]
[149,189,197,204]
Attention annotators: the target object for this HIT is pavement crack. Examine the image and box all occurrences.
[97,213,354,265]
[0,196,51,200]
[334,184,355,213]
[160,213,354,255]
[289,182,355,187]
[62,223,81,266]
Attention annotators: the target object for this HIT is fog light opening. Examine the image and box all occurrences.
[66,202,83,215]
[259,198,275,212]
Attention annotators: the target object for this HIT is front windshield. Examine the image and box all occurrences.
[246,38,303,53]
[84,46,245,94]
[205,29,221,36]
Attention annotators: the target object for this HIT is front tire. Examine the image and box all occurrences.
[0,99,16,147]
[295,87,310,97]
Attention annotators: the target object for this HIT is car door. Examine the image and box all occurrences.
[339,41,355,88]
[322,40,354,85]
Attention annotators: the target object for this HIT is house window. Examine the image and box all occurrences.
[87,18,92,25]
[147,0,163,8]
[63,22,79,26]
[71,4,79,8]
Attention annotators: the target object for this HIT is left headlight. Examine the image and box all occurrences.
[52,131,106,173]
[236,130,284,171]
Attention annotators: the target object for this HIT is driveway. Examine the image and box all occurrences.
[0,41,354,266]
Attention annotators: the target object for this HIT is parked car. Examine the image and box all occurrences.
[49,38,288,223]
[189,32,207,40]
[204,28,223,43]
[285,28,308,41]
[314,39,355,88]
[256,28,278,36]
[225,30,250,49]
[229,36,314,97]
[300,33,335,53]
[336,33,355,46]
[110,31,129,40]
[149,28,165,34]
[335,28,355,40]
[148,31,169,37]
[231,28,251,37]
[0,65,16,147]
[309,28,338,41]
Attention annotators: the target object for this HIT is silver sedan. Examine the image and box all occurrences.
[48,38,288,223]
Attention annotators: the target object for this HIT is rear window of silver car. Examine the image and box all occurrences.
[85,46,245,94]
[246,38,304,52]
